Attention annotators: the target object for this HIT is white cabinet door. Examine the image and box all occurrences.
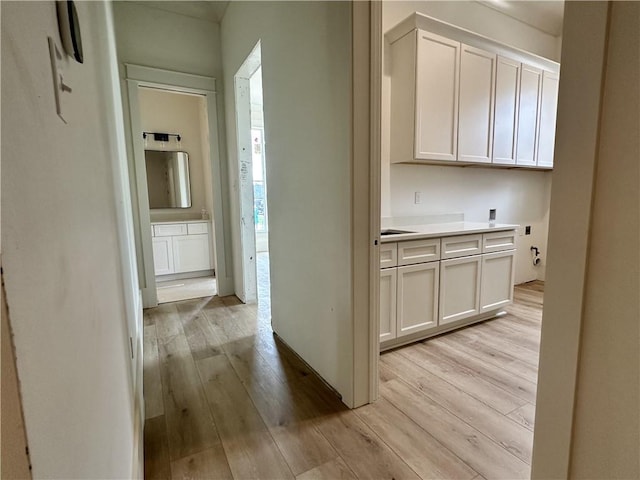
[480,250,515,312]
[516,64,543,166]
[380,268,397,342]
[536,70,559,168]
[493,56,520,165]
[458,44,496,164]
[439,255,482,325]
[172,234,211,273]
[397,262,440,337]
[415,31,460,161]
[152,237,174,276]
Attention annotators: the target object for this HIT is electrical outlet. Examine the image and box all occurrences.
[525,225,531,235]
[414,191,422,204]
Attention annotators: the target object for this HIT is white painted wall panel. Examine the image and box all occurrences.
[220,2,354,405]
[1,2,138,477]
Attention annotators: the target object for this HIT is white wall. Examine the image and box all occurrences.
[532,2,639,477]
[1,2,139,478]
[220,2,355,405]
[112,2,223,78]
[139,88,210,222]
[382,1,561,283]
[391,166,551,283]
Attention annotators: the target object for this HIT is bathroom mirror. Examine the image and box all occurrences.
[145,150,192,209]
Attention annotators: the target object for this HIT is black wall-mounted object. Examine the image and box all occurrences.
[56,1,83,63]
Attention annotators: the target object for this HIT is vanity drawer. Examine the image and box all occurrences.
[483,230,517,253]
[380,243,398,268]
[187,222,209,235]
[398,238,440,266]
[441,234,482,259]
[154,223,187,237]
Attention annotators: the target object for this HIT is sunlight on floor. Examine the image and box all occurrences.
[156,276,217,304]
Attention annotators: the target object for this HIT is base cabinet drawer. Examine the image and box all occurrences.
[154,223,188,237]
[480,250,515,312]
[483,230,516,253]
[439,255,482,325]
[379,269,397,342]
[380,243,398,268]
[398,238,440,265]
[397,262,439,337]
[442,234,482,259]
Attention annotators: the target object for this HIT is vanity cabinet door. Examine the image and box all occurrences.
[172,234,211,273]
[152,237,174,276]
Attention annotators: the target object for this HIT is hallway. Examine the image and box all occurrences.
[143,283,542,479]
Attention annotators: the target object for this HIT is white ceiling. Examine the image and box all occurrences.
[479,1,565,36]
[131,1,229,24]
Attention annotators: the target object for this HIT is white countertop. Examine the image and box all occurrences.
[151,219,210,225]
[380,222,518,243]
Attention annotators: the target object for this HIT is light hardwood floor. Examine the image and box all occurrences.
[143,281,543,479]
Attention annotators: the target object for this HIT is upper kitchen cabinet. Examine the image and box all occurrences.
[390,30,460,163]
[387,13,560,170]
[458,44,496,164]
[493,56,520,165]
[536,70,560,168]
[516,64,543,167]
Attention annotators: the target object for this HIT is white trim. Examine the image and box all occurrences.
[124,65,233,307]
[531,2,611,478]
[125,64,216,92]
[232,42,262,305]
[369,0,383,403]
[351,0,379,408]
[386,12,560,74]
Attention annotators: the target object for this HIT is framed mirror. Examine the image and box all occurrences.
[145,150,192,208]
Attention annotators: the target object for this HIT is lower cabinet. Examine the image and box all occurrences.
[397,262,439,337]
[480,249,515,312]
[379,268,397,342]
[152,222,212,277]
[439,255,482,325]
[380,230,516,348]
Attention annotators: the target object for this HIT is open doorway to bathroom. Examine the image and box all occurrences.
[235,42,271,319]
[138,87,218,304]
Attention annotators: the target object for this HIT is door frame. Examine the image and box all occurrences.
[124,64,233,307]
[351,0,382,407]
[233,42,262,304]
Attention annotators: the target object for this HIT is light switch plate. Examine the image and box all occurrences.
[48,37,68,123]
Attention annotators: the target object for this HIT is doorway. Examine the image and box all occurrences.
[124,64,232,308]
[234,42,271,316]
[137,86,218,304]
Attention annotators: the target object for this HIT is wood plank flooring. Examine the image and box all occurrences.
[143,281,543,479]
